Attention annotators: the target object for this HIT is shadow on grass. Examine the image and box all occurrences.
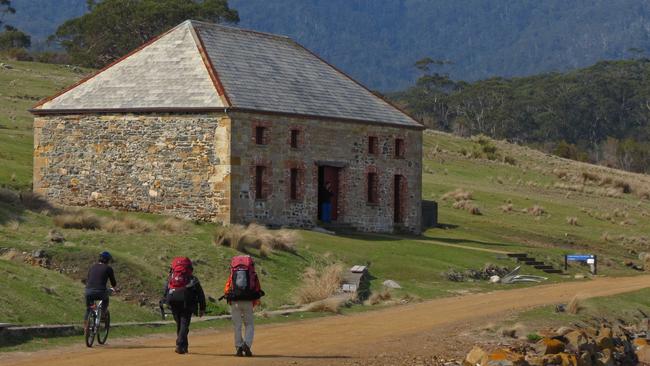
[419,235,517,248]
[0,189,60,226]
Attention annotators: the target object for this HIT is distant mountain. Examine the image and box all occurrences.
[6,0,650,90]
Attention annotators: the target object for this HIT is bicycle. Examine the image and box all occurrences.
[85,288,115,347]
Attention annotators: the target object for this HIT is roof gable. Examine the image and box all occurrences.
[36,22,224,110]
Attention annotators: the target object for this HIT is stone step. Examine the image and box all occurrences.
[507,253,529,259]
[534,265,554,270]
[543,269,564,274]
[523,261,545,266]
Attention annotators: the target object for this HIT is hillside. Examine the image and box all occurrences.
[1,60,650,329]
[391,59,650,173]
[6,0,650,90]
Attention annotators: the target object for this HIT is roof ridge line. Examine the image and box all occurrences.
[188,19,291,40]
[188,21,233,107]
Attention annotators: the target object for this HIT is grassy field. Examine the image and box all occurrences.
[1,58,650,334]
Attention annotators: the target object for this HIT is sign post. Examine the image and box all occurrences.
[565,254,597,275]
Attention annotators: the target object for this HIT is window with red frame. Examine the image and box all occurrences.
[255,165,266,199]
[395,138,405,158]
[367,172,378,204]
[368,136,378,154]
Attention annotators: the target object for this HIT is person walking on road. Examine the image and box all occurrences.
[221,255,264,357]
[163,257,206,354]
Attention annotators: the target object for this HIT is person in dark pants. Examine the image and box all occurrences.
[162,258,206,354]
[84,251,116,332]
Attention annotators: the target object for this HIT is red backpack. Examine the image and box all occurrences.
[169,257,193,289]
[225,256,263,301]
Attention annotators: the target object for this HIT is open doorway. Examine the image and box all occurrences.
[318,166,339,222]
[394,175,405,224]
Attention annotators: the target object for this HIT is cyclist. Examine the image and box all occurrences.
[84,251,116,332]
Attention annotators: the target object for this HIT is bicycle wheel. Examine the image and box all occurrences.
[85,312,96,348]
[97,310,110,345]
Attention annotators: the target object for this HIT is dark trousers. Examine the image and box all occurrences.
[85,289,109,320]
[170,302,193,350]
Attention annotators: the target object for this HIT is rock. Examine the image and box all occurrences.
[634,338,649,349]
[47,230,65,243]
[559,353,578,366]
[41,286,55,295]
[637,345,650,364]
[464,346,487,366]
[542,353,562,365]
[0,63,12,69]
[489,275,501,283]
[578,352,593,366]
[539,337,566,354]
[574,274,586,279]
[598,326,612,338]
[565,331,598,354]
[594,349,614,366]
[595,335,614,350]
[32,249,48,258]
[556,326,575,336]
[639,318,650,332]
[383,280,401,289]
[484,349,528,366]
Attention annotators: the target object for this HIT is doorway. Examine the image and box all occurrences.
[318,166,340,222]
[394,175,404,224]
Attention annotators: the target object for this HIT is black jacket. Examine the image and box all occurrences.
[86,263,116,290]
[163,276,206,315]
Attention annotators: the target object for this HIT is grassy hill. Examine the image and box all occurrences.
[1,59,650,328]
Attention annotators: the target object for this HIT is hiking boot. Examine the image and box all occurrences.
[242,343,253,357]
[236,346,244,357]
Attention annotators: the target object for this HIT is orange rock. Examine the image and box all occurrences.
[638,345,650,365]
[634,338,649,348]
[485,349,528,366]
[540,337,566,354]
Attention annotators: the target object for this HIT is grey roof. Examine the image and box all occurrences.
[35,20,421,128]
[37,23,224,110]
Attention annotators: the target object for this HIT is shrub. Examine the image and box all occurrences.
[0,188,19,204]
[366,289,392,306]
[527,333,542,342]
[293,263,344,305]
[528,205,545,216]
[566,217,579,226]
[214,224,298,254]
[581,171,600,183]
[53,211,102,230]
[613,180,632,194]
[503,155,516,165]
[441,188,473,201]
[453,200,482,215]
[567,295,582,314]
[102,216,154,233]
[500,203,513,212]
[157,217,190,233]
[304,297,347,313]
[640,191,650,200]
[19,191,55,212]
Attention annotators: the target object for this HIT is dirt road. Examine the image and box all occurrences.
[4,275,650,366]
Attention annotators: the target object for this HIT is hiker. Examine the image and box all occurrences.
[319,181,334,222]
[221,255,265,357]
[162,257,206,354]
[84,251,116,331]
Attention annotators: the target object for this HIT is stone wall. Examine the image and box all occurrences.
[229,112,423,233]
[33,113,232,222]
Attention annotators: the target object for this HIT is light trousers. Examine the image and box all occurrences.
[230,300,254,348]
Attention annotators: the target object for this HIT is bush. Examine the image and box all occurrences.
[293,263,343,305]
[527,205,545,216]
[19,191,55,212]
[0,188,19,204]
[102,216,154,233]
[157,217,190,233]
[566,216,579,226]
[53,211,102,230]
[214,223,298,254]
[441,188,473,201]
[366,289,392,306]
[613,180,632,194]
[453,200,481,215]
[304,297,347,313]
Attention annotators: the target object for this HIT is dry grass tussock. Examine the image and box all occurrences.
[304,297,347,313]
[526,205,545,216]
[453,200,481,215]
[293,263,344,305]
[53,210,191,233]
[441,188,473,201]
[213,223,298,255]
[567,295,582,315]
[500,203,513,213]
[366,289,392,306]
[566,216,579,226]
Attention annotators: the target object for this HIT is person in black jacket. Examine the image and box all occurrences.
[84,251,116,332]
[162,262,206,355]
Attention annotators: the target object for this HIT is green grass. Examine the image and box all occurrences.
[1,59,650,345]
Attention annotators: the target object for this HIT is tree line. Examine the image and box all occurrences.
[391,58,650,173]
[0,0,238,64]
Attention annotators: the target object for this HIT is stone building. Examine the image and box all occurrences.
[31,20,424,233]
